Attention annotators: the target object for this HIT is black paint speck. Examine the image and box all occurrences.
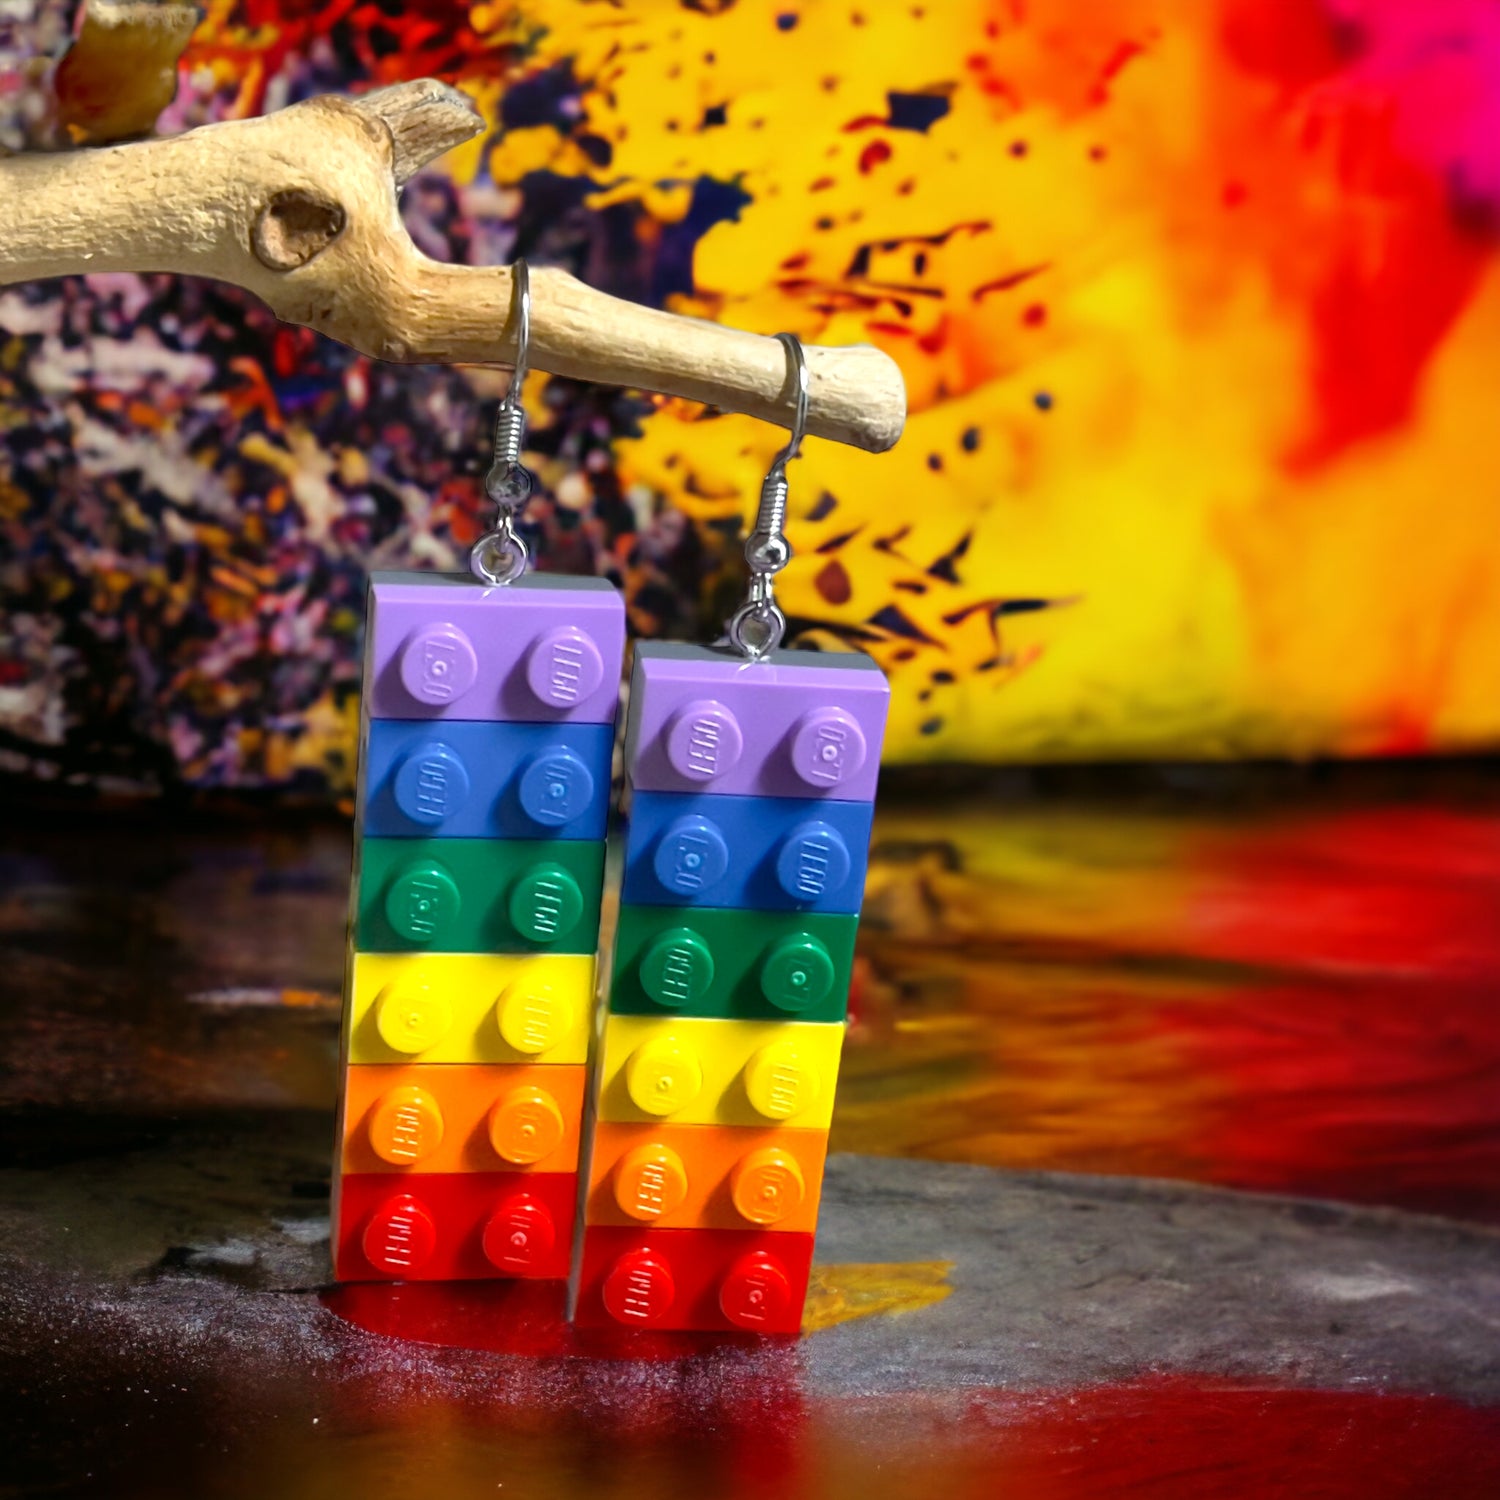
[1034,391,1054,411]
[920,717,944,736]
[961,426,981,452]
[887,90,950,133]
[777,11,799,29]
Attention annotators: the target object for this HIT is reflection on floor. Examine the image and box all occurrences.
[3,768,1498,1498]
[842,775,1500,1221]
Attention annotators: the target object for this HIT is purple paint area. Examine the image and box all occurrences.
[626,644,889,802]
[367,572,625,725]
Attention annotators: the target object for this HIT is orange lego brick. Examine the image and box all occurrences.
[584,1121,827,1233]
[338,1062,586,1176]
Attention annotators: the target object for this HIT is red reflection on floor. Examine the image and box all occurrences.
[1176,806,1500,1219]
[1182,806,1500,979]
[315,1284,1500,1500]
[848,795,1500,1223]
[321,1277,792,1362]
[960,1378,1500,1499]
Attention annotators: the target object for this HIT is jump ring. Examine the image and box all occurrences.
[727,598,785,659]
[469,526,530,585]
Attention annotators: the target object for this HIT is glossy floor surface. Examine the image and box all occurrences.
[2,767,1498,1497]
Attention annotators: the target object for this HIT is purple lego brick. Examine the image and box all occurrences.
[625,643,889,802]
[366,572,625,724]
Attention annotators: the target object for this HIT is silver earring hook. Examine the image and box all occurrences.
[727,332,808,659]
[470,260,534,585]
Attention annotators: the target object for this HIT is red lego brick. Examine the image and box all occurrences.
[334,1170,576,1282]
[574,1226,814,1334]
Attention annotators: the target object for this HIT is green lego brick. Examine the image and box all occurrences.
[356,837,605,954]
[609,902,858,1023]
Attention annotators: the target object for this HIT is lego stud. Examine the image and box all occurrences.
[523,625,605,711]
[361,1193,438,1276]
[372,982,452,1055]
[638,926,715,1010]
[508,863,585,945]
[744,1037,821,1120]
[651,814,730,897]
[729,1146,807,1226]
[496,979,576,1055]
[719,1250,794,1330]
[788,707,867,790]
[482,1192,556,1273]
[773,820,852,903]
[392,741,471,827]
[664,699,744,783]
[398,622,479,708]
[489,1084,566,1166]
[624,1034,704,1116]
[758,933,836,1013]
[384,859,462,946]
[613,1141,689,1222]
[517,745,595,830]
[601,1248,676,1325]
[367,1084,445,1165]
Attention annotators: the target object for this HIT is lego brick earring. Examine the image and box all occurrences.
[576,334,890,1335]
[332,263,626,1287]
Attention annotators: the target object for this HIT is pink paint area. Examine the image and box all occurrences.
[1322,0,1500,211]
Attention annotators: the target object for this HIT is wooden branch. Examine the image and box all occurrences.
[0,80,906,452]
[53,1,202,145]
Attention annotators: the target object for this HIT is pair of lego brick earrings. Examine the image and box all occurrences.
[333,263,890,1337]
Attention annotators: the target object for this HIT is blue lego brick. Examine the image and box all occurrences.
[620,790,873,914]
[363,720,614,840]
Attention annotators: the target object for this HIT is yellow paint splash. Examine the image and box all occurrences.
[178,1,1500,762]
[801,1260,954,1335]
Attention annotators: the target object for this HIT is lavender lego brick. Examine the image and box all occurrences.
[622,790,874,913]
[624,643,889,802]
[366,572,625,724]
[364,719,614,840]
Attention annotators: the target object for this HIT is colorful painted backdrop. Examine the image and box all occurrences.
[2,1,1498,790]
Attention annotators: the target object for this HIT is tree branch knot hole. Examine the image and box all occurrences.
[252,189,346,271]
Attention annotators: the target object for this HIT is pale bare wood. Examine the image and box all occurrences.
[0,80,906,452]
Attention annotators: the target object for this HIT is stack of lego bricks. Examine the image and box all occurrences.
[333,573,624,1287]
[576,643,890,1333]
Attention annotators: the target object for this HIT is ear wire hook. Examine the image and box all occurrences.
[470,259,534,585]
[728,332,809,659]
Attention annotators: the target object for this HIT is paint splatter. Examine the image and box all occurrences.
[1,1,1498,790]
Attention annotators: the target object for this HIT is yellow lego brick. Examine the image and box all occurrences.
[594,1014,845,1129]
[347,952,596,1065]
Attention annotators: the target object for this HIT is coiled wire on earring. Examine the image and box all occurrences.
[470,260,535,585]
